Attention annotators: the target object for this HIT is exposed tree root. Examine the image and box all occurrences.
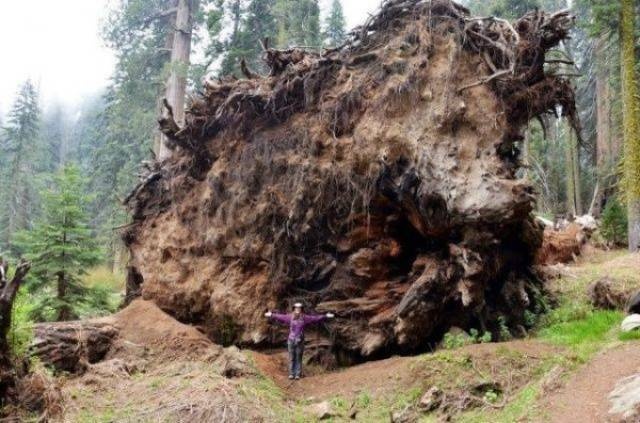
[123,0,578,362]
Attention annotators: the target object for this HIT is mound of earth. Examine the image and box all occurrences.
[124,0,578,361]
[30,300,251,377]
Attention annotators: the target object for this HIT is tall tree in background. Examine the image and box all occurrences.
[273,0,320,49]
[159,0,196,160]
[98,0,178,264]
[240,0,277,70]
[324,0,346,47]
[619,0,640,251]
[292,0,321,48]
[41,103,69,172]
[0,80,41,250]
[219,0,244,75]
[590,33,615,216]
[14,165,102,321]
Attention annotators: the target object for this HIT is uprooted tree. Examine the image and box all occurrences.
[123,0,579,361]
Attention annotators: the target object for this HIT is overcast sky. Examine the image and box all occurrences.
[0,0,380,116]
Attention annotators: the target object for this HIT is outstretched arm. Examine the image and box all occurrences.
[265,311,291,325]
[304,313,335,325]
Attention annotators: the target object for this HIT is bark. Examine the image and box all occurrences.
[0,259,30,403]
[620,0,640,252]
[591,34,613,217]
[154,2,177,156]
[30,321,118,373]
[158,0,194,161]
[565,124,581,216]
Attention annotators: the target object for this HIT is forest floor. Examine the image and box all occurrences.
[43,248,640,422]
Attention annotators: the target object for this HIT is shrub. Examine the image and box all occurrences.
[600,197,628,245]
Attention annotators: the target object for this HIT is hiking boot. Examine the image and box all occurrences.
[288,375,294,380]
[294,375,300,380]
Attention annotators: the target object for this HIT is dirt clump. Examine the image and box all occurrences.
[536,222,590,265]
[589,277,632,311]
[125,0,579,361]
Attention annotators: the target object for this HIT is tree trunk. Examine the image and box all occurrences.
[154,0,178,157]
[591,34,613,217]
[620,0,640,251]
[158,0,194,161]
[56,271,71,322]
[565,124,581,216]
[30,321,118,373]
[0,259,30,402]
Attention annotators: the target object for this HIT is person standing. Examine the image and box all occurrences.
[265,303,334,380]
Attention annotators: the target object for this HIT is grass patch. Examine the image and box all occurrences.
[82,265,125,291]
[619,330,640,341]
[539,309,622,346]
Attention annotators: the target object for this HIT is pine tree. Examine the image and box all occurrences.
[295,0,321,49]
[14,165,103,322]
[220,0,245,75]
[324,0,346,47]
[240,0,277,71]
[0,80,41,250]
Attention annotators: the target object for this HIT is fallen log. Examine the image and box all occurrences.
[30,321,118,373]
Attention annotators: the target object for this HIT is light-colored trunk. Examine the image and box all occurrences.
[620,0,640,251]
[154,3,177,157]
[158,0,193,161]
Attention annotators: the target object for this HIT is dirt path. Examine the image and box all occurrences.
[542,342,640,423]
[251,350,415,399]
[251,340,560,400]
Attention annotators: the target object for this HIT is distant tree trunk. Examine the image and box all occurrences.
[620,0,640,251]
[591,34,613,217]
[158,0,194,161]
[57,231,71,321]
[565,125,581,216]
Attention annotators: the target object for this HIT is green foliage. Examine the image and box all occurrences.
[0,79,41,251]
[8,290,36,357]
[13,164,105,321]
[324,0,346,47]
[600,197,628,244]
[497,316,512,341]
[619,329,640,341]
[442,328,492,349]
[272,0,321,49]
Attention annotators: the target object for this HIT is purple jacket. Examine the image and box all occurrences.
[270,312,327,342]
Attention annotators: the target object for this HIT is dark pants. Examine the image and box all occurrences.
[287,339,304,377]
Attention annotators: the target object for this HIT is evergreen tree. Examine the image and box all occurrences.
[219,0,245,75]
[240,0,277,71]
[324,0,346,47]
[0,80,41,250]
[14,165,103,321]
[600,196,628,245]
[289,0,321,48]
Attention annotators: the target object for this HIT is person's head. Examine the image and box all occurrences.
[292,302,303,318]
